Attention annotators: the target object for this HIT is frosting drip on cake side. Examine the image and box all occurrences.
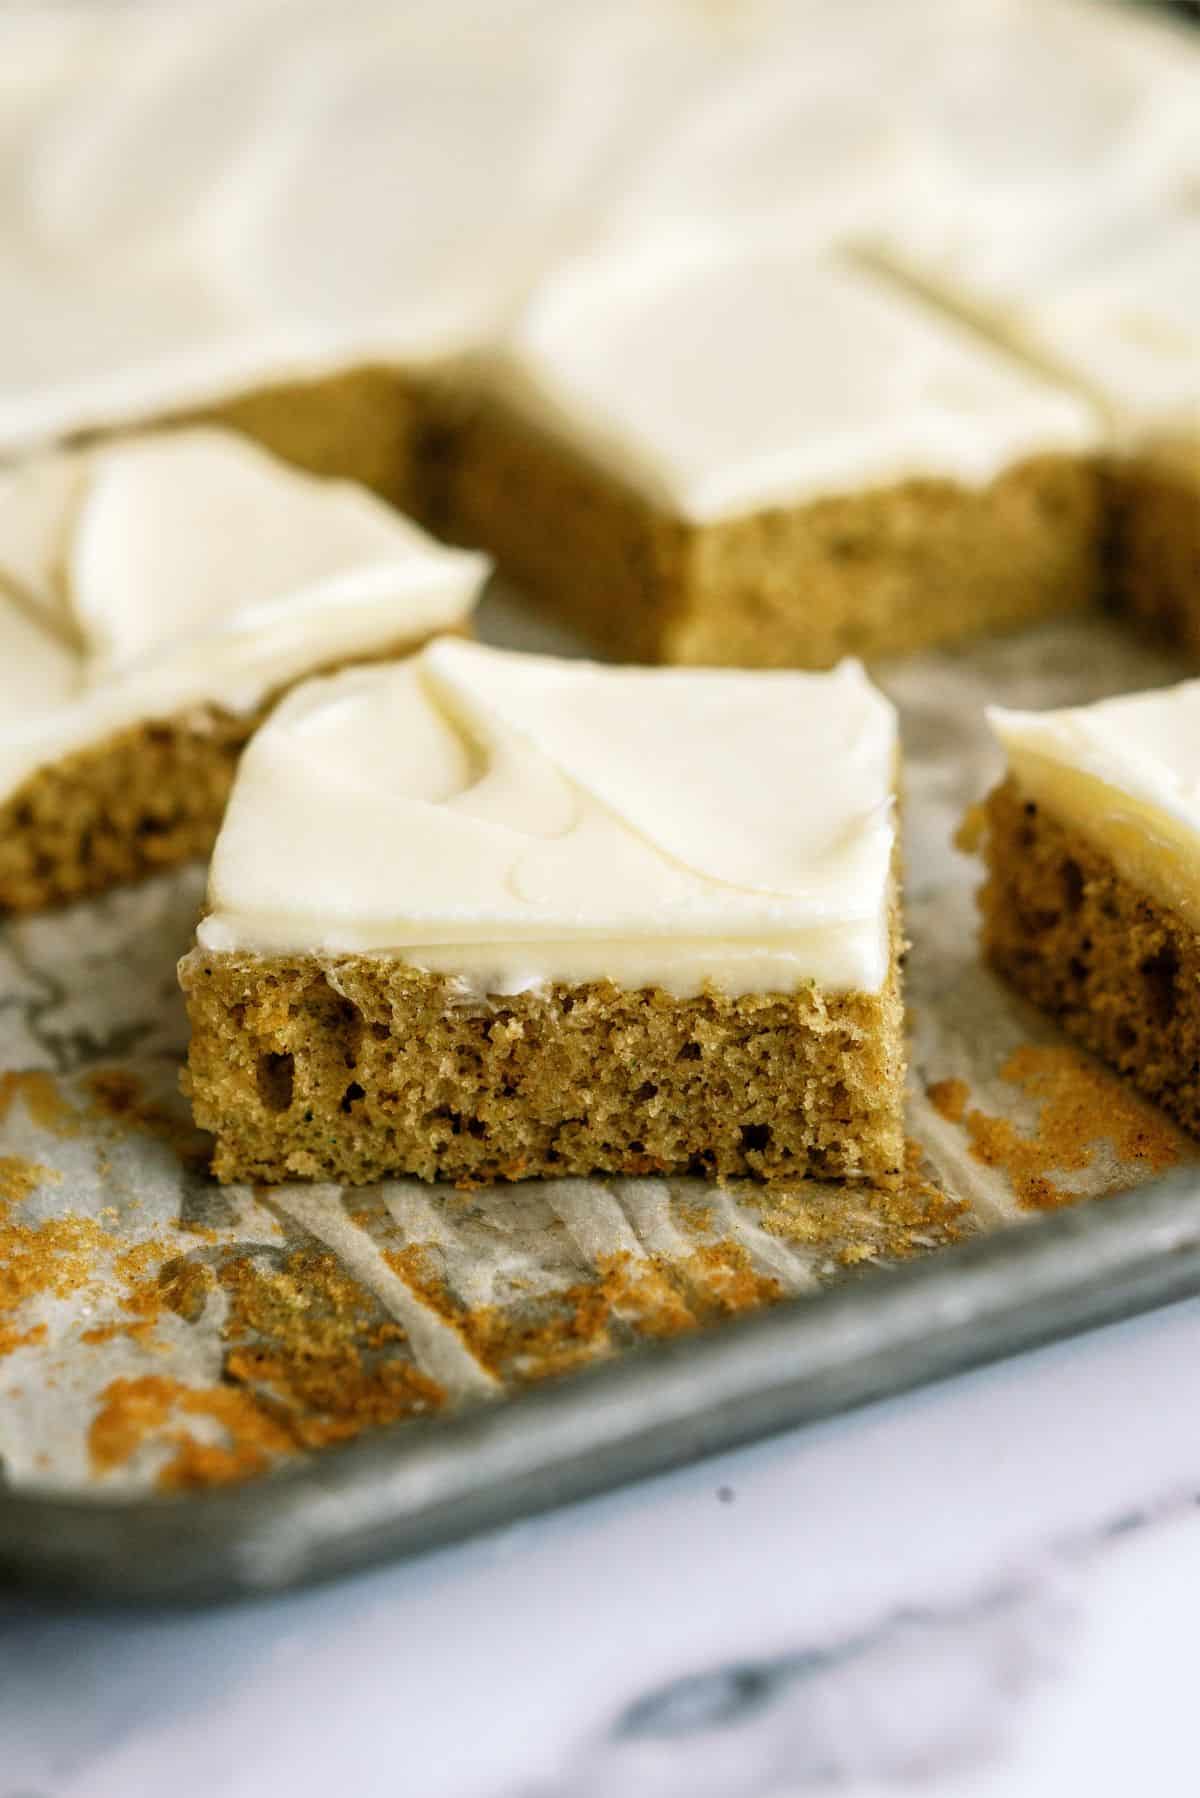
[0,429,488,802]
[198,639,900,996]
[990,682,1200,930]
[478,247,1102,522]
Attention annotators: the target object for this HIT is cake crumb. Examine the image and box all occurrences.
[0,1320,47,1359]
[79,1319,157,1347]
[0,1071,73,1134]
[678,1242,782,1315]
[88,1373,295,1489]
[85,1068,211,1171]
[964,1042,1182,1210]
[927,1077,970,1124]
[0,1155,59,1207]
[754,1142,967,1265]
[218,1248,444,1451]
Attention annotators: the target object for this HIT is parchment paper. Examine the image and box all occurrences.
[1,593,1193,1497]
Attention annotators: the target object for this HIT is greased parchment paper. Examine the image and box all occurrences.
[1,598,1193,1497]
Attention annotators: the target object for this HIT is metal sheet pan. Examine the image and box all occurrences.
[3,599,1198,1607]
[5,1165,1200,1605]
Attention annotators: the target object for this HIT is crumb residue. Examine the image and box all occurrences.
[927,1077,970,1125]
[0,1070,72,1134]
[0,1209,111,1342]
[964,1043,1183,1210]
[218,1249,443,1452]
[754,1141,968,1265]
[88,1373,295,1490]
[0,1320,47,1358]
[383,1236,781,1386]
[0,1155,59,1207]
[386,1243,617,1379]
[79,1320,161,1349]
[676,1243,783,1315]
[84,1247,447,1488]
[84,1068,211,1171]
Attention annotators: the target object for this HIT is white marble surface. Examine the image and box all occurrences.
[4,1293,1200,1797]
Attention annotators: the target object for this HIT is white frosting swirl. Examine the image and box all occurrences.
[199,640,899,997]
[478,245,1101,522]
[990,682,1200,926]
[2,0,1195,457]
[0,428,488,801]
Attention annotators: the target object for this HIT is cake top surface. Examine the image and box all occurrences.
[990,681,1200,836]
[480,245,1101,520]
[2,0,1194,455]
[992,217,1200,437]
[0,427,487,796]
[867,0,1200,306]
[199,638,899,990]
[0,0,672,450]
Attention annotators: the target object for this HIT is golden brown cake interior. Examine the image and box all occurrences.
[978,775,1200,1139]
[0,632,457,915]
[181,912,906,1189]
[441,394,1105,667]
[0,706,261,915]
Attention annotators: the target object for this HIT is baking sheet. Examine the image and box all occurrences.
[2,593,1198,1599]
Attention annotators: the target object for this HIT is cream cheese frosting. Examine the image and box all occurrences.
[989,683,1200,928]
[198,639,900,997]
[0,0,714,452]
[868,0,1200,309]
[478,246,1102,523]
[3,0,1195,459]
[0,427,488,804]
[980,219,1200,443]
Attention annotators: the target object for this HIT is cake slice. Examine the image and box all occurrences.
[879,210,1200,655]
[991,221,1199,653]
[0,1,672,512]
[181,640,906,1188]
[0,427,489,912]
[976,683,1200,1136]
[441,243,1104,668]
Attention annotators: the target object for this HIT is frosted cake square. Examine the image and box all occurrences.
[442,244,1104,668]
[975,683,1200,1138]
[992,221,1200,653]
[0,427,488,911]
[181,640,905,1188]
[880,213,1200,654]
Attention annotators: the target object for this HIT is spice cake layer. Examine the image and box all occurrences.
[0,428,488,911]
[182,640,906,1188]
[442,245,1104,667]
[977,683,1200,1137]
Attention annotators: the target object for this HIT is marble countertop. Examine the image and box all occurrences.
[4,1293,1199,1798]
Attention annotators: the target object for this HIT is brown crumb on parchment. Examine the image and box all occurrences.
[677,1242,783,1313]
[6,1053,960,1487]
[218,1249,443,1450]
[0,1208,110,1351]
[88,1373,295,1490]
[964,1043,1183,1210]
[0,1155,59,1208]
[79,1320,161,1349]
[383,1237,782,1385]
[927,1077,971,1125]
[84,1068,211,1172]
[84,1247,446,1488]
[0,1070,74,1134]
[0,1320,47,1358]
[753,1140,968,1265]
